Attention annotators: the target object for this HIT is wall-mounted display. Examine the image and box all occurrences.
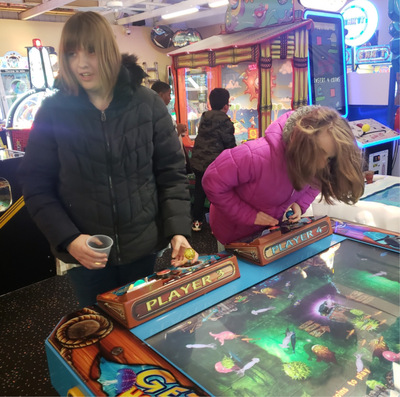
[305,10,348,117]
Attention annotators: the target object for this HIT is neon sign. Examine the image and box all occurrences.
[341,0,379,47]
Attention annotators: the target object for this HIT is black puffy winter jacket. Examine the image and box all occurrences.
[190,110,236,173]
[19,55,191,266]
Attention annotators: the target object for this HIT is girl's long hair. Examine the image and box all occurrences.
[285,106,365,204]
[57,12,121,97]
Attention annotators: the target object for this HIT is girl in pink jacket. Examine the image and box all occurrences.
[202,106,364,244]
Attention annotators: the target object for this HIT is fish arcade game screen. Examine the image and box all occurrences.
[146,239,399,396]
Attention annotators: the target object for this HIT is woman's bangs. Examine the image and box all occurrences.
[63,17,101,54]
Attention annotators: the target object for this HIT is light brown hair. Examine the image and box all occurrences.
[57,12,121,97]
[285,106,364,204]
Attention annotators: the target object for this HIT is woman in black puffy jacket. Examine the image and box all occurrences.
[19,11,197,307]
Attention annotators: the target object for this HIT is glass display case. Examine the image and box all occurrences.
[0,51,30,126]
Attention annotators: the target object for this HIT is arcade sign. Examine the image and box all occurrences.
[341,0,379,47]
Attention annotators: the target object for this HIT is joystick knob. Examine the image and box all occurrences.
[286,210,294,218]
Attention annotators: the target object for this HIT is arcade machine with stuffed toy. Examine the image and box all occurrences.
[168,0,312,144]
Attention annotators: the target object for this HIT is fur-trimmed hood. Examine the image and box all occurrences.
[121,53,148,89]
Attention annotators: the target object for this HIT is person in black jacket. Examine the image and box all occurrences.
[18,12,198,307]
[190,88,236,232]
[150,80,191,173]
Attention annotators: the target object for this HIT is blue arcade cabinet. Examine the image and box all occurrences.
[305,6,400,175]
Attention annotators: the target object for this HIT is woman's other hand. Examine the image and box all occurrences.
[67,234,108,270]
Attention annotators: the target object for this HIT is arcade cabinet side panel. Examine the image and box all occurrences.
[0,154,56,294]
[46,307,210,396]
[45,340,93,397]
[331,218,400,252]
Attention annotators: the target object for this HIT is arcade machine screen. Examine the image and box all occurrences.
[305,11,348,117]
[221,63,259,144]
[147,239,399,396]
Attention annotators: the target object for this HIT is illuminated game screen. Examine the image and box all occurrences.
[307,12,348,116]
[147,239,399,396]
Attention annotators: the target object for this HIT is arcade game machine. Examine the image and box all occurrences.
[0,51,30,145]
[0,145,57,294]
[0,39,57,295]
[342,0,399,176]
[168,0,312,143]
[45,216,400,396]
[44,8,400,392]
[306,2,400,176]
[303,7,399,232]
[5,38,56,152]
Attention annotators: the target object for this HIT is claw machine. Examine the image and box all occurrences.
[168,0,312,142]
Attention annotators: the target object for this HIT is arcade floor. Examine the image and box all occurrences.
[0,222,218,396]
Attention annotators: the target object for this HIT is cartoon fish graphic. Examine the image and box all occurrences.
[251,306,276,315]
[354,353,364,373]
[382,350,400,362]
[209,331,242,346]
[346,329,355,339]
[235,358,260,377]
[280,329,294,349]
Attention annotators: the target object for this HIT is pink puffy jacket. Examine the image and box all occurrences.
[202,111,320,244]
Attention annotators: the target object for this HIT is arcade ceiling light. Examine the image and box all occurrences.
[162,7,199,20]
[208,0,229,8]
[298,0,347,12]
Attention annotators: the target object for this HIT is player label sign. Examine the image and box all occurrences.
[264,226,326,258]
[225,216,333,266]
[97,254,240,328]
[133,263,236,319]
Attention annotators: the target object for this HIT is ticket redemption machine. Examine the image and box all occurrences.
[6,38,55,151]
[305,8,400,175]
